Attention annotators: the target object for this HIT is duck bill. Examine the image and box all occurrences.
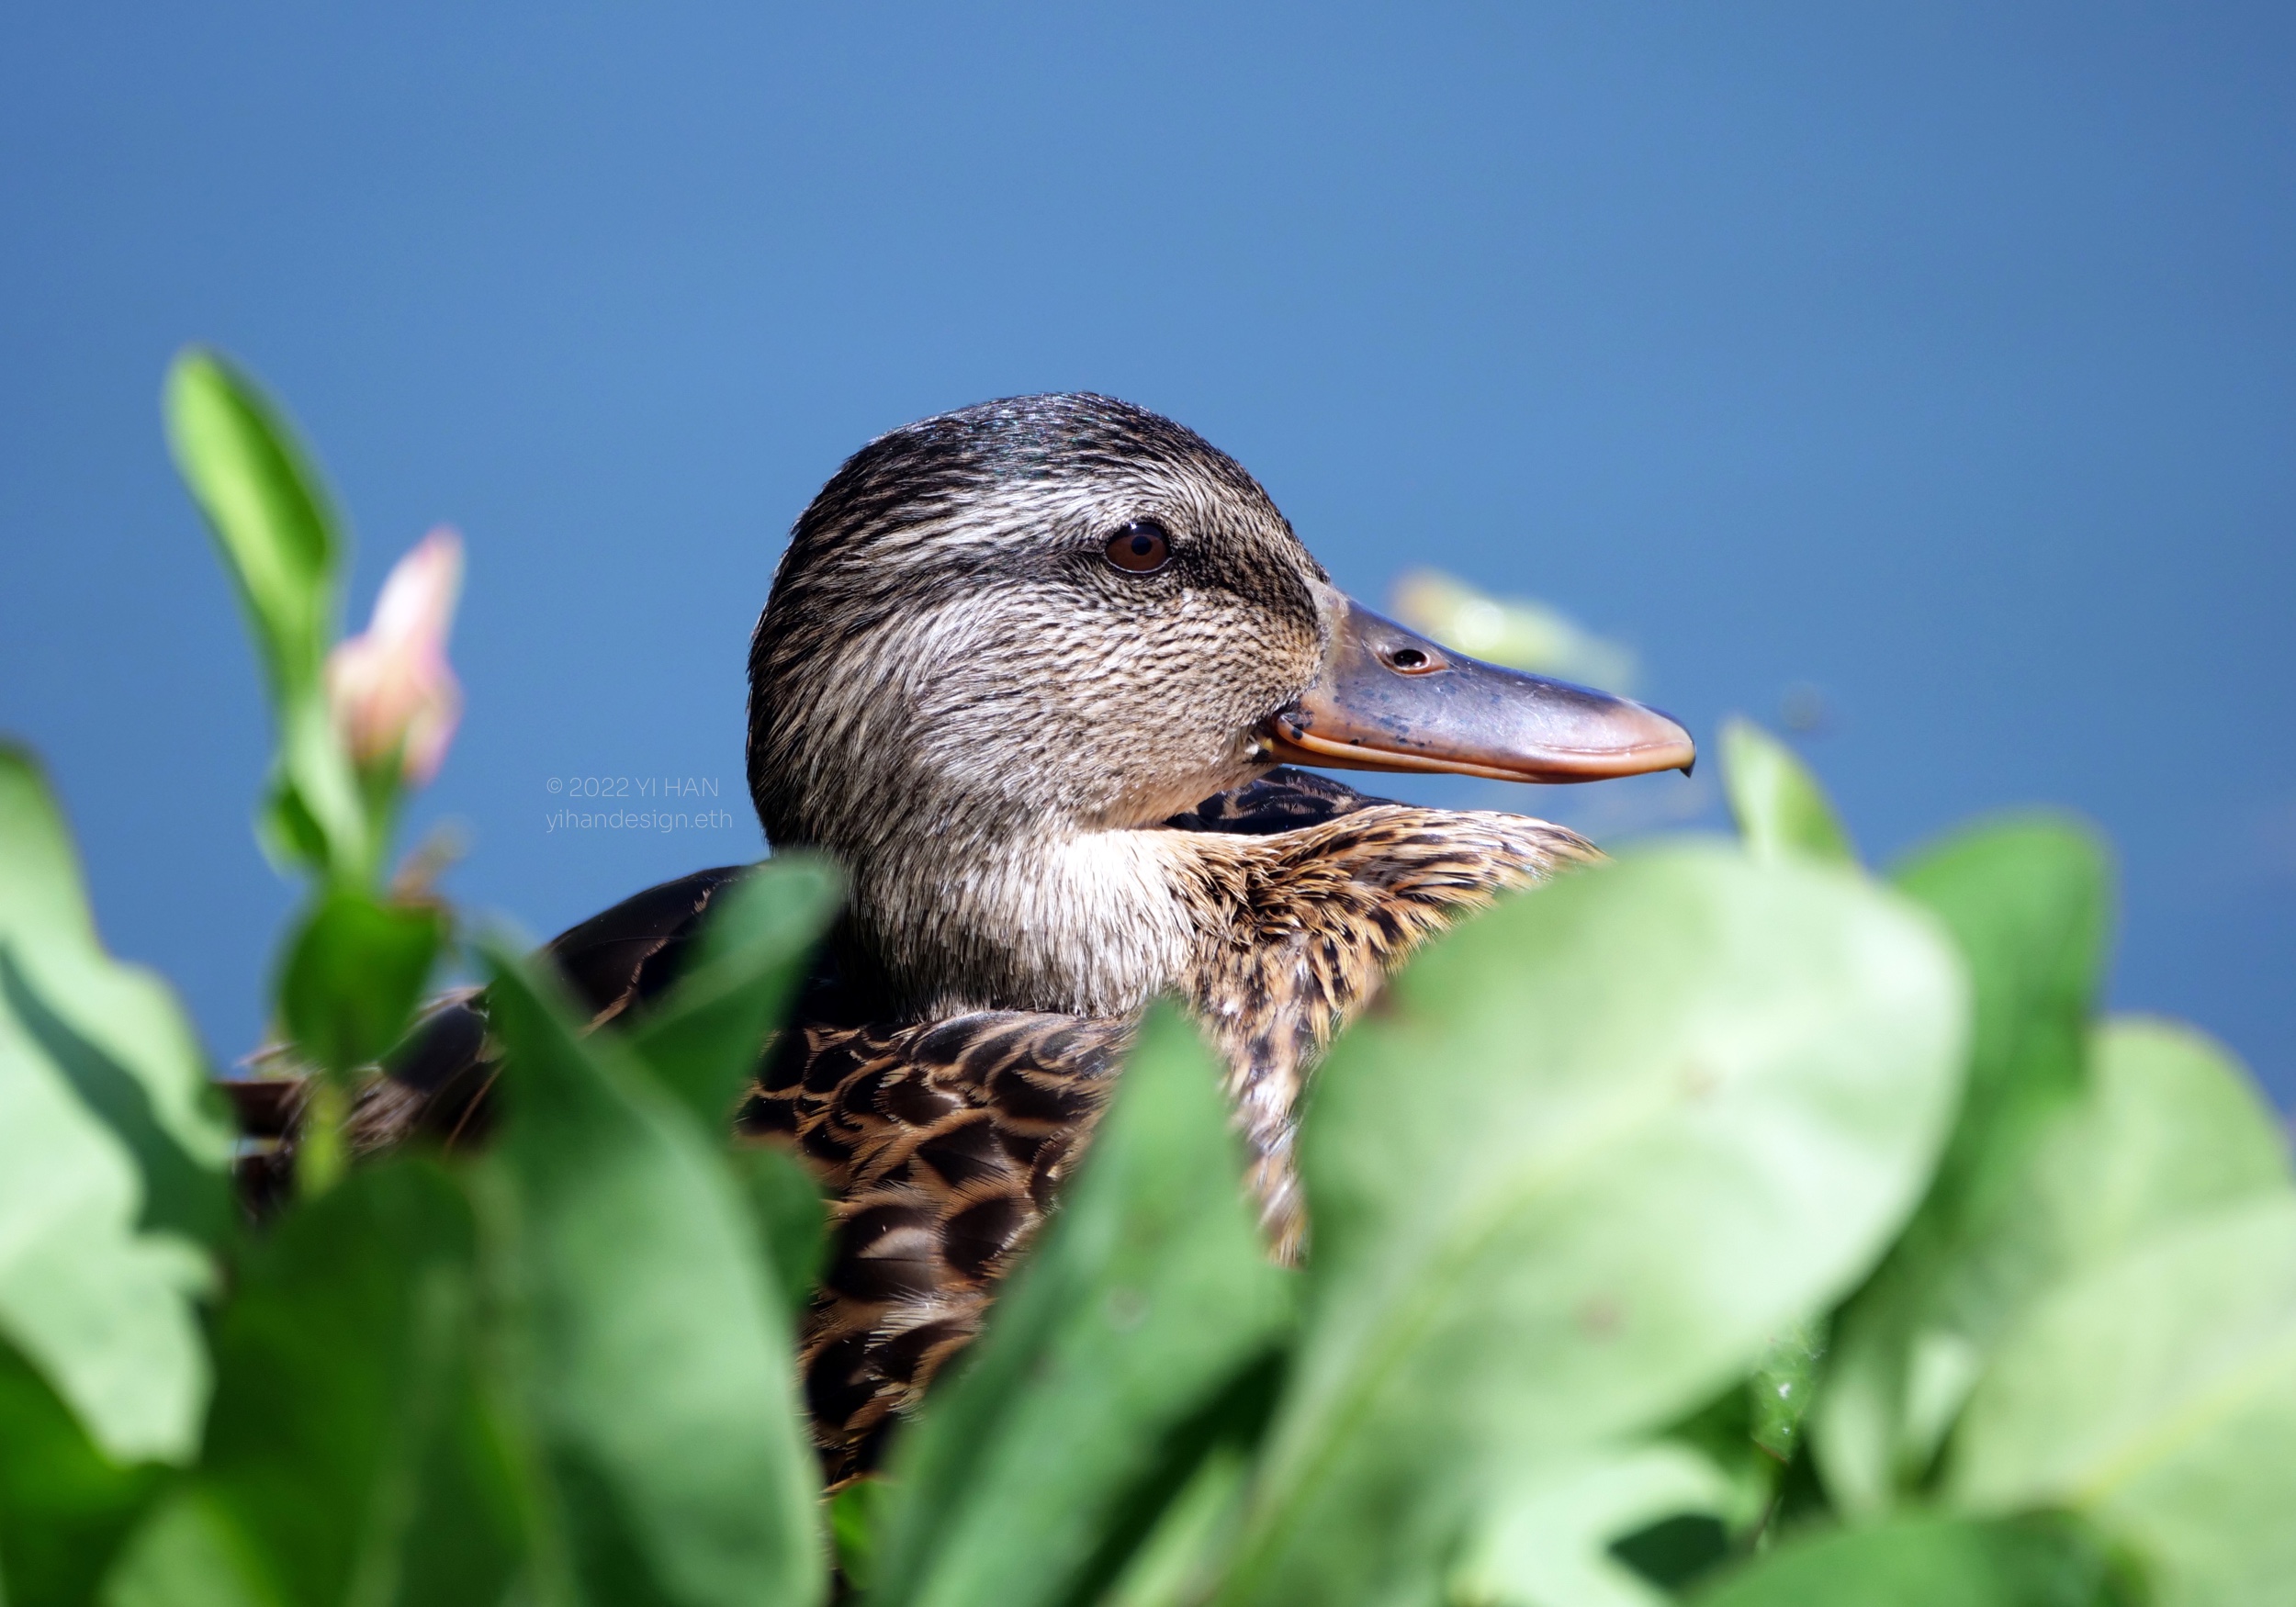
[1261,589,1696,784]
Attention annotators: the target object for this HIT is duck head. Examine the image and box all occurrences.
[748,394,1692,1018]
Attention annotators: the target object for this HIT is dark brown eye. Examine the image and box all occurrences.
[1103,519,1171,574]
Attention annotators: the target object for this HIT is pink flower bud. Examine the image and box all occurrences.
[326,527,465,786]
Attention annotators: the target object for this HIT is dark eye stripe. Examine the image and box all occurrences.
[1104,519,1172,575]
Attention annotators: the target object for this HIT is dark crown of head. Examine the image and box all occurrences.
[783,392,1269,567]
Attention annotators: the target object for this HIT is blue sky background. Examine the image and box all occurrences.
[4,5,2290,1100]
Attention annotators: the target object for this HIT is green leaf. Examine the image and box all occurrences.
[107,1162,525,1607]
[276,891,444,1078]
[1657,1386,1782,1558]
[1453,1444,1735,1607]
[0,750,219,1466]
[827,1479,889,1595]
[1697,1512,2125,1607]
[163,352,366,879]
[0,953,231,1253]
[1647,1319,1832,1569]
[478,938,824,1607]
[1948,1197,2296,1607]
[0,1337,165,1607]
[2018,1017,2291,1273]
[624,856,841,1129]
[871,1004,1294,1607]
[0,996,215,1469]
[1815,815,2110,1513]
[1719,719,1855,864]
[729,1144,828,1318]
[163,351,341,707]
[99,1487,281,1607]
[0,747,231,1243]
[1894,818,2110,1219]
[1219,845,1968,1607]
[1100,1445,1253,1607]
[1889,1013,2290,1399]
[1748,1319,1825,1465]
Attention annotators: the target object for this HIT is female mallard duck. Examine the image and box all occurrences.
[240,393,1693,1479]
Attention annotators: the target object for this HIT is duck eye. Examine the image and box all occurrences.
[1103,520,1172,575]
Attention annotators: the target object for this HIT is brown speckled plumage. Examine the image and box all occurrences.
[1171,803,1590,1252]
[740,1009,1131,1478]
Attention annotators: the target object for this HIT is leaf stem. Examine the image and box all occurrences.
[298,1073,351,1197]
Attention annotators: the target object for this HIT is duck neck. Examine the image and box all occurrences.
[842,823,1204,1023]
[840,806,1590,1243]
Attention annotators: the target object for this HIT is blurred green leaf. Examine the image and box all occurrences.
[100,1486,279,1607]
[277,892,444,1079]
[0,750,218,1466]
[1219,845,1968,1607]
[0,746,231,1245]
[624,855,841,1129]
[1647,1320,1830,1568]
[163,351,365,880]
[0,1338,164,1607]
[1883,1012,2290,1422]
[1719,719,1853,865]
[105,1162,524,1607]
[2015,1017,2291,1273]
[1454,1444,1735,1607]
[1816,816,2110,1513]
[828,1478,888,1595]
[1949,1197,2296,1607]
[1894,818,2110,1213]
[1100,1445,1253,1607]
[872,1005,1294,1607]
[729,1144,828,1318]
[0,954,231,1252]
[479,939,824,1607]
[1748,1319,1825,1465]
[1696,1512,2125,1607]
[163,350,341,703]
[1658,1387,1781,1558]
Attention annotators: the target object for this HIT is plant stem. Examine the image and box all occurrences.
[298,1073,351,1197]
